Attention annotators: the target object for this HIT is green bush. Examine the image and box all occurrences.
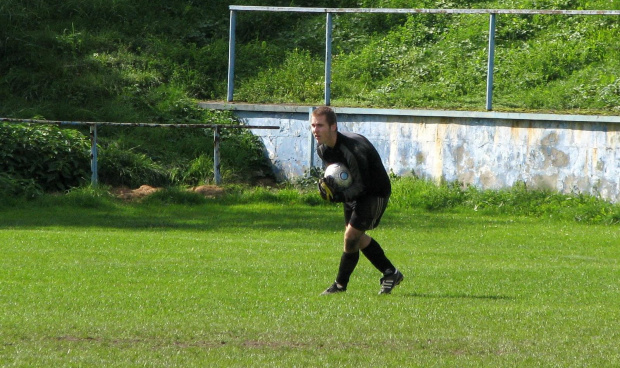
[0,172,43,201]
[219,128,275,184]
[0,124,90,192]
[172,154,213,186]
[98,143,170,188]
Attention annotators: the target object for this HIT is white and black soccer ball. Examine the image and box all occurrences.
[324,163,353,190]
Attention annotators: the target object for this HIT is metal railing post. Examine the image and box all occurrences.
[324,12,333,106]
[227,10,237,102]
[89,124,99,186]
[308,107,316,170]
[213,126,222,185]
[0,118,278,187]
[486,13,497,111]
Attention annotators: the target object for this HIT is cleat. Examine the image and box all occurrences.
[379,269,404,294]
[321,282,346,295]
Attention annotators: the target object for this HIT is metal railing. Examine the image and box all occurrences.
[0,118,278,186]
[227,6,620,110]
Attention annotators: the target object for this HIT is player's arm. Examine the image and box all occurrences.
[339,146,368,201]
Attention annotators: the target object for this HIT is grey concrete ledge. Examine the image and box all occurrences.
[198,102,620,124]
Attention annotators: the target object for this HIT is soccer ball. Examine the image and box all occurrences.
[324,163,353,190]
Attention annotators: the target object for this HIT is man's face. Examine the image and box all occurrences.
[311,114,337,147]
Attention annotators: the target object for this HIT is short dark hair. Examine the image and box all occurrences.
[312,106,337,126]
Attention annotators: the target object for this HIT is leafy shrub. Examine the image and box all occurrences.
[0,124,90,192]
[290,167,324,190]
[98,143,170,188]
[0,172,43,201]
[93,102,273,187]
[219,128,275,184]
[172,154,213,186]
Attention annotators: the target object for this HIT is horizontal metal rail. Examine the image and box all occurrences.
[1,118,279,186]
[229,6,620,15]
[0,117,275,130]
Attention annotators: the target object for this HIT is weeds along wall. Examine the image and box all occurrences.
[201,102,620,202]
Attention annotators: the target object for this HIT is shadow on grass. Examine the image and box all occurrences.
[0,199,520,232]
[400,292,515,300]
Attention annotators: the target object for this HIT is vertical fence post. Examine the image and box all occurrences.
[227,10,237,102]
[89,124,99,187]
[308,107,316,171]
[324,12,333,106]
[486,13,497,111]
[213,126,222,185]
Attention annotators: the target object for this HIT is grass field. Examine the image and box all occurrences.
[1,196,619,367]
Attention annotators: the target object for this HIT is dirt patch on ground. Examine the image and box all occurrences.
[111,185,161,200]
[111,184,225,200]
[190,185,226,198]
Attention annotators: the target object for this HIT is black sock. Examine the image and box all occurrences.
[361,238,395,275]
[335,251,359,288]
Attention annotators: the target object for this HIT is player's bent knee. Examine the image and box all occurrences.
[343,236,360,253]
[343,231,364,253]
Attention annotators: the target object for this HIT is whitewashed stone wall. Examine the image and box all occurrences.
[201,103,620,202]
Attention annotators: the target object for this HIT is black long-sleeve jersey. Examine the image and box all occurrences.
[317,131,391,202]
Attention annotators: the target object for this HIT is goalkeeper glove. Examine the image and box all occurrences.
[318,177,344,202]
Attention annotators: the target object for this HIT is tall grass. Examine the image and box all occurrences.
[390,177,620,224]
[2,0,619,119]
[232,0,620,113]
[3,178,619,225]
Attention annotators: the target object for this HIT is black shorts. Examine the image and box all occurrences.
[344,195,389,231]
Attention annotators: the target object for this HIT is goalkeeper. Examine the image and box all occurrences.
[311,106,404,295]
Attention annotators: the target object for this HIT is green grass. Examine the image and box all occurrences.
[1,193,619,366]
[3,0,620,121]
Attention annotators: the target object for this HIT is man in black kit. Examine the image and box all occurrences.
[312,106,404,295]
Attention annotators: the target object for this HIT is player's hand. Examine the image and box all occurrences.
[318,177,343,202]
[318,177,334,201]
